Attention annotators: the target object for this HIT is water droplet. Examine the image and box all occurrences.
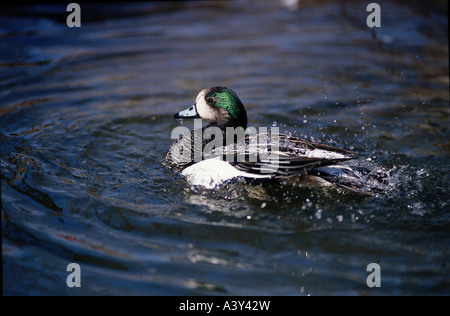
[261,202,267,209]
[314,209,322,219]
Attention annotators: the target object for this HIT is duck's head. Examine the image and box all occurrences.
[174,87,248,129]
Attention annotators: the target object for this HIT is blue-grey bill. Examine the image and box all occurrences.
[174,104,199,119]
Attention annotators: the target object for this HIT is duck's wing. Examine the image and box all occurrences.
[278,134,355,155]
[226,133,355,179]
[231,155,354,178]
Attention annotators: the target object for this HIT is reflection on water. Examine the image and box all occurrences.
[1,1,449,295]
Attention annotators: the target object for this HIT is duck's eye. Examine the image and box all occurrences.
[206,97,214,104]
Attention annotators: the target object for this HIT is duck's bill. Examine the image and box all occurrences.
[174,104,199,119]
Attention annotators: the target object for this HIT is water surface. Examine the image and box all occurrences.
[1,1,449,295]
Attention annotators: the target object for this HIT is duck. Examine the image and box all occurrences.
[166,87,385,194]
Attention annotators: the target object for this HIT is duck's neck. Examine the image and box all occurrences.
[207,117,247,131]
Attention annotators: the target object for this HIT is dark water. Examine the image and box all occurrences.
[1,1,449,295]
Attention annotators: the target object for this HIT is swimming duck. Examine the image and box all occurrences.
[166,87,383,194]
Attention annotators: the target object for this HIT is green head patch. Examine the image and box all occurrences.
[205,87,248,128]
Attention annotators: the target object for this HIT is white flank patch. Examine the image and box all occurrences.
[181,157,269,189]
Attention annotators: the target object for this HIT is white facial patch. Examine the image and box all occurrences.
[195,89,216,121]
